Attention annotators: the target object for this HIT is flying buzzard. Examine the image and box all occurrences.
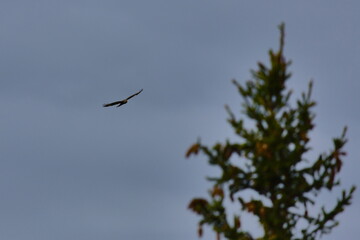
[103,89,143,107]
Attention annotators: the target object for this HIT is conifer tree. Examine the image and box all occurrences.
[186,24,356,240]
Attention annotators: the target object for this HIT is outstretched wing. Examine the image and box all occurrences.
[103,89,143,107]
[126,89,143,101]
[103,100,125,107]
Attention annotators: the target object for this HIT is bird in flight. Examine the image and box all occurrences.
[103,89,143,107]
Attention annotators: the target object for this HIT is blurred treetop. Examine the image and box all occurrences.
[187,23,356,240]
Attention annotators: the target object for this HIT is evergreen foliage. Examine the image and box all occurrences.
[186,24,356,240]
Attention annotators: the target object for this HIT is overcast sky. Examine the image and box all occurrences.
[1,1,359,240]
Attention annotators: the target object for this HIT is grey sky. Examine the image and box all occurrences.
[1,1,359,239]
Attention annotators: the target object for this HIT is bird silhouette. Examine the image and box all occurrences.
[103,89,143,107]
